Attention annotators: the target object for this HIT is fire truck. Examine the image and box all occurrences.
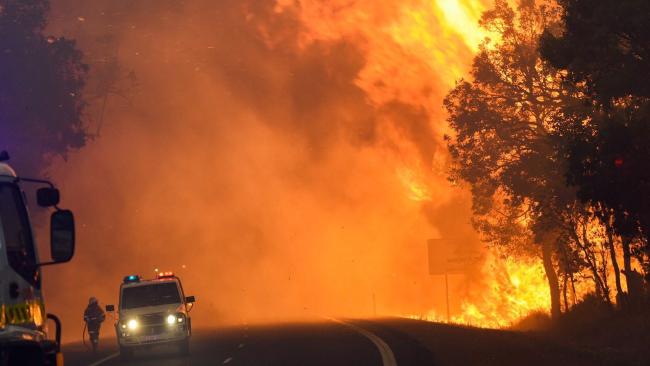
[0,151,76,366]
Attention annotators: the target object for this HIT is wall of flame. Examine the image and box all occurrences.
[38,0,553,341]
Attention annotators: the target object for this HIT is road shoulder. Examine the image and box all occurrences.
[368,318,604,366]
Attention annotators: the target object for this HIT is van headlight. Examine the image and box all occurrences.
[166,313,185,325]
[127,319,138,330]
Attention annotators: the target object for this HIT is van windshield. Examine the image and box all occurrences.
[121,282,181,309]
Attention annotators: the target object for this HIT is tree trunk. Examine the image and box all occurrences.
[621,236,634,298]
[571,224,607,302]
[606,228,624,303]
[562,270,569,312]
[569,271,577,306]
[542,240,561,319]
[598,248,612,305]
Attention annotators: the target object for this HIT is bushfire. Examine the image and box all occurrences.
[41,0,582,338]
[409,257,552,328]
[280,0,556,328]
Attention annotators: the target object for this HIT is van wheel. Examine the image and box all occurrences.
[179,339,190,356]
[120,346,134,360]
[7,343,45,365]
[42,340,58,366]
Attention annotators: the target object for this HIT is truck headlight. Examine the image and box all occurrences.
[166,314,177,325]
[127,319,138,330]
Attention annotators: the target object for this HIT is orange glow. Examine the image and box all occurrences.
[275,0,487,107]
[397,166,432,202]
[39,0,557,341]
[157,271,175,279]
[435,0,487,51]
[407,256,551,328]
[273,0,552,329]
[30,301,45,327]
[453,256,551,327]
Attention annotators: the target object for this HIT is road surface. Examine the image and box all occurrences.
[63,318,601,366]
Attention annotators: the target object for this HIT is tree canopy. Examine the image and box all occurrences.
[541,0,650,264]
[0,0,88,176]
[445,0,580,318]
[444,0,649,317]
[541,0,650,101]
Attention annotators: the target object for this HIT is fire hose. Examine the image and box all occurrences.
[81,322,92,351]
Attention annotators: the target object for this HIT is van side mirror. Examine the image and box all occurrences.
[185,296,195,303]
[50,210,75,263]
[106,305,115,312]
[37,187,60,207]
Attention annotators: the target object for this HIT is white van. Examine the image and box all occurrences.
[106,272,195,360]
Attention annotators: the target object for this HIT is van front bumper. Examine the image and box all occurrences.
[117,324,189,347]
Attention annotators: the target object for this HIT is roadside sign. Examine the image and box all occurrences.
[427,238,482,275]
[427,238,483,323]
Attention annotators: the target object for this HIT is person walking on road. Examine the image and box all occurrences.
[84,297,106,352]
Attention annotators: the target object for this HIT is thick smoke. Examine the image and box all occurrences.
[41,0,485,341]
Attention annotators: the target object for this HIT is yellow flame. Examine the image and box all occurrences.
[435,0,488,52]
[280,0,556,327]
[409,256,551,328]
[275,0,489,106]
[397,166,432,202]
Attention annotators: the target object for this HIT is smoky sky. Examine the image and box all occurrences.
[39,0,483,341]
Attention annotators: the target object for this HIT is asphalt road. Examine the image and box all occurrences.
[63,318,601,366]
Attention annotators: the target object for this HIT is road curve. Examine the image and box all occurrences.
[63,319,435,366]
[64,318,600,366]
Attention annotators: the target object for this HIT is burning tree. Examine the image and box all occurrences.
[0,0,88,176]
[443,0,599,319]
[445,0,650,321]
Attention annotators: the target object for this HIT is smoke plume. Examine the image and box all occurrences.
[41,0,488,341]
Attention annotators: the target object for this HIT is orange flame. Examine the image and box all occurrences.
[453,256,551,327]
[278,0,557,328]
[397,166,432,202]
[275,0,488,108]
[407,256,551,328]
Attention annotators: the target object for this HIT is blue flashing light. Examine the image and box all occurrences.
[123,274,140,283]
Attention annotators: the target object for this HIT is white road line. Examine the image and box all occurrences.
[333,319,398,366]
[238,343,245,349]
[86,352,119,366]
[223,356,233,364]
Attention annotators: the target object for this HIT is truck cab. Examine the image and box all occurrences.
[107,272,195,360]
[0,152,76,365]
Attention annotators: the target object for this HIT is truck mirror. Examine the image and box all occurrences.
[51,210,75,263]
[106,305,115,312]
[37,187,60,207]
[185,296,195,303]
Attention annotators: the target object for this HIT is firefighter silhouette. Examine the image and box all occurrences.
[84,297,106,352]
